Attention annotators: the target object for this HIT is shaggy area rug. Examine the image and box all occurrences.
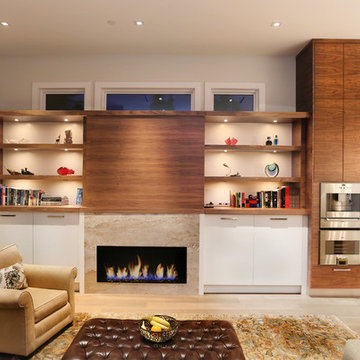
[3,312,358,359]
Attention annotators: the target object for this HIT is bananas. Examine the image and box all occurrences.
[143,315,171,330]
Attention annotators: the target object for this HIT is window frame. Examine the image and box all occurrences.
[32,82,92,110]
[94,82,202,111]
[204,82,265,111]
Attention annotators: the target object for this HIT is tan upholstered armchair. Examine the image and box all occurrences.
[0,244,77,357]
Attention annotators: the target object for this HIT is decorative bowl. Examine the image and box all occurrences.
[140,315,178,343]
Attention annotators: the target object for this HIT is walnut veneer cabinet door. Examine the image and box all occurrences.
[344,99,360,181]
[313,99,343,182]
[314,43,343,100]
[344,43,360,99]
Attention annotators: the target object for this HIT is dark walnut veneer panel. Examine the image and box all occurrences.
[314,43,343,99]
[84,116,204,212]
[313,99,343,182]
[344,44,360,98]
[344,99,360,181]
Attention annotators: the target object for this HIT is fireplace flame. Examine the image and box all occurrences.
[105,254,178,281]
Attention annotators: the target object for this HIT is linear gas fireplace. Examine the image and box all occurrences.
[97,246,187,284]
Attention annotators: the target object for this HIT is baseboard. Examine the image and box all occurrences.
[308,288,360,297]
[204,285,302,294]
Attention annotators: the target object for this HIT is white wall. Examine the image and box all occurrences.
[0,54,295,111]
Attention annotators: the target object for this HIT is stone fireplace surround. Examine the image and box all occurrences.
[85,214,200,295]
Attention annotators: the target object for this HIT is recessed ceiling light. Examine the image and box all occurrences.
[229,98,233,102]
[64,148,68,152]
[273,150,277,153]
[1,21,9,27]
[271,22,281,27]
[64,118,69,122]
[14,118,19,122]
[224,119,228,122]
[14,148,18,151]
[135,20,144,26]
[224,150,228,153]
[273,120,278,123]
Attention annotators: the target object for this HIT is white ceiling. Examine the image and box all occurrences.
[1,0,360,57]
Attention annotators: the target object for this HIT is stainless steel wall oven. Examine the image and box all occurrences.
[320,183,360,265]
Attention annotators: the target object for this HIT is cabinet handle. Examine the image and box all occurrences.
[220,217,239,221]
[0,214,16,217]
[270,217,288,221]
[47,215,65,218]
[333,268,351,272]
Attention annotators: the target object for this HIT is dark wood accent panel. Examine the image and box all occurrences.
[296,42,313,112]
[311,265,360,288]
[314,43,343,99]
[313,99,343,182]
[84,116,204,212]
[344,99,360,181]
[344,44,360,98]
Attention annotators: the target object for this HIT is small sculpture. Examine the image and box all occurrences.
[21,168,34,175]
[64,129,73,144]
[6,167,21,175]
[265,163,279,177]
[223,163,231,176]
[55,135,61,144]
[265,136,273,146]
[225,137,238,145]
[57,167,75,175]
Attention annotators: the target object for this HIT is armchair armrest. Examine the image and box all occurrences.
[0,289,33,309]
[23,264,77,291]
[23,264,77,318]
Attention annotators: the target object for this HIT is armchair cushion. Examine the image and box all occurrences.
[25,287,68,323]
[0,262,28,289]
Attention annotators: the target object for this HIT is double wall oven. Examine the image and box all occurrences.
[320,183,360,265]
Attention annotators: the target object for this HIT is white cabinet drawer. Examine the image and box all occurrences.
[253,216,304,285]
[33,213,80,271]
[0,212,33,263]
[203,215,254,285]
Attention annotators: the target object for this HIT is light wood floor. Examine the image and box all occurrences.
[75,293,360,334]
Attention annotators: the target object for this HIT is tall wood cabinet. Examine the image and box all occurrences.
[297,39,360,290]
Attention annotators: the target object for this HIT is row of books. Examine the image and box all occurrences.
[0,186,44,206]
[0,186,69,207]
[231,186,290,208]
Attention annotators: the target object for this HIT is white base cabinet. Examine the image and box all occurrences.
[201,214,307,294]
[0,212,33,264]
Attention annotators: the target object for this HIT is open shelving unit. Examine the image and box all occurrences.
[203,111,310,215]
[0,112,85,211]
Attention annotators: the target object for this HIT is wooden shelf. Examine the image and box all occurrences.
[0,205,84,213]
[204,111,310,123]
[204,145,303,152]
[1,144,83,151]
[204,207,311,215]
[205,176,302,183]
[0,175,83,181]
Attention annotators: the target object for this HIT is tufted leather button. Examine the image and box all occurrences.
[61,318,245,360]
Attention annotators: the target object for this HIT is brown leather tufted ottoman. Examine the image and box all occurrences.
[61,318,246,359]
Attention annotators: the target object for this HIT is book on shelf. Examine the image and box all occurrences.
[229,185,291,209]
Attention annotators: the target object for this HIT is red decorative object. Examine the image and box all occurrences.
[57,167,75,176]
[225,137,238,145]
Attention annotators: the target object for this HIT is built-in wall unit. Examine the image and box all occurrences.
[297,39,360,296]
[0,110,310,295]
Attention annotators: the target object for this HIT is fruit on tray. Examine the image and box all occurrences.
[143,316,171,330]
[151,324,162,332]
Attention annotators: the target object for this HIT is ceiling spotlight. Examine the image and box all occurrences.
[1,21,9,27]
[135,20,144,26]
[229,98,233,102]
[224,119,228,123]
[271,22,281,27]
[64,118,69,122]
[273,120,278,123]
[14,118,19,122]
